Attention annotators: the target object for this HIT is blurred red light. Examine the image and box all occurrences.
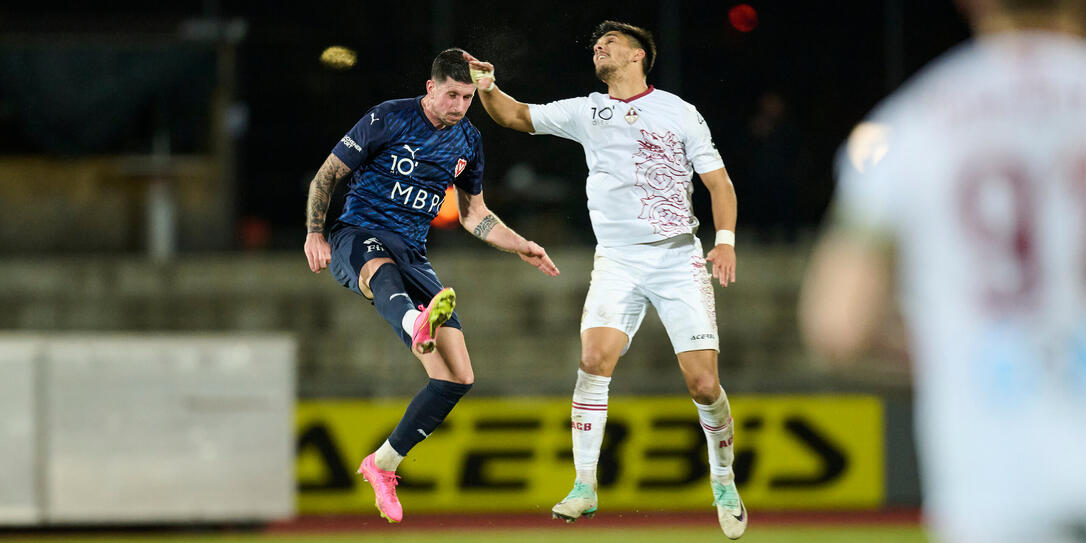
[729,4,758,33]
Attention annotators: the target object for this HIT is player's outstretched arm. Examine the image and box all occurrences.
[303,153,352,273]
[457,187,559,277]
[700,167,738,287]
[462,52,535,133]
[798,229,892,362]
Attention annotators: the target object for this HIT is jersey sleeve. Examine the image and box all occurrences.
[681,103,725,174]
[454,134,484,195]
[528,97,588,142]
[331,105,388,171]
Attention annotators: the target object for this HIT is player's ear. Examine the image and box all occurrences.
[425,79,435,94]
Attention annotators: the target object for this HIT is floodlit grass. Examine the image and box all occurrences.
[2,524,929,543]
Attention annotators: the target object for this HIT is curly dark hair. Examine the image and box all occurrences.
[431,47,472,84]
[591,20,656,76]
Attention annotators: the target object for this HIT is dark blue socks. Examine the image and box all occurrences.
[371,265,472,455]
[368,263,415,333]
[388,379,473,455]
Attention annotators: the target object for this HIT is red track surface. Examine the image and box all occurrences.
[267,509,921,533]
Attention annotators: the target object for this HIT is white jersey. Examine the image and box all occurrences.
[835,31,1086,542]
[528,87,724,247]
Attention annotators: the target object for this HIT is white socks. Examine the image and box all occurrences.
[571,369,611,488]
[401,309,421,335]
[694,387,735,481]
[374,439,404,471]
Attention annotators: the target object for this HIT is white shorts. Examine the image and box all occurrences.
[581,234,719,354]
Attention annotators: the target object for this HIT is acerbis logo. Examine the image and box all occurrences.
[341,136,362,152]
[690,333,715,341]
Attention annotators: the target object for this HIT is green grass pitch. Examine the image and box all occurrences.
[2,524,929,543]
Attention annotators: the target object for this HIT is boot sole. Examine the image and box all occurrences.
[415,288,456,355]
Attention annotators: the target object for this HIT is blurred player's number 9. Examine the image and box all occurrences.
[956,150,1086,311]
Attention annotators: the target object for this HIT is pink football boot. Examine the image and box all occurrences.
[357,453,403,523]
[411,287,456,354]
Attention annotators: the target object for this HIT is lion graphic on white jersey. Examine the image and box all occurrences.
[633,129,692,237]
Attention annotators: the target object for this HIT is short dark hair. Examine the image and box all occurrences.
[591,21,656,76]
[431,48,472,84]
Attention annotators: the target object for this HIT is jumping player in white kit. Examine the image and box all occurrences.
[800,1,1086,542]
[464,20,746,539]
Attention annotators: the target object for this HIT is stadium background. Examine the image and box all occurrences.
[0,0,967,541]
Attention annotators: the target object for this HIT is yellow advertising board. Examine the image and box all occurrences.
[296,395,884,513]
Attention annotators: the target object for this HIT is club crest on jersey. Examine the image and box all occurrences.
[454,158,468,177]
[625,107,639,124]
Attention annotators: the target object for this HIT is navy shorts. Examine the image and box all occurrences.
[329,222,462,347]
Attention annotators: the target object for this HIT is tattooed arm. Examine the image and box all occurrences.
[457,187,559,277]
[306,154,352,233]
[303,153,353,273]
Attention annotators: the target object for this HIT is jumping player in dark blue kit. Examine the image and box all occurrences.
[303,48,559,523]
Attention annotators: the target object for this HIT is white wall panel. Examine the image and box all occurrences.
[0,339,40,524]
[0,334,295,525]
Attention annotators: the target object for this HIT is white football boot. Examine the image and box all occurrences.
[712,478,748,539]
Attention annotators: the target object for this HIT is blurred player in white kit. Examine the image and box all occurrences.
[463,20,746,539]
[801,1,1086,542]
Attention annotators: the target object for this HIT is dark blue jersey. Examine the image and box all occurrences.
[331,97,484,250]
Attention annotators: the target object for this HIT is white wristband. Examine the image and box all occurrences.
[715,230,735,247]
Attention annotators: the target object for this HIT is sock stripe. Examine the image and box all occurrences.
[700,417,732,432]
[572,401,608,411]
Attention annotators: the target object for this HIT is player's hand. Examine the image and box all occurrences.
[462,52,495,91]
[518,241,559,277]
[705,244,736,287]
[304,232,332,273]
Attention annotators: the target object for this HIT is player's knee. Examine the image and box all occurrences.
[579,349,616,375]
[447,370,474,386]
[359,258,396,288]
[688,377,721,404]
